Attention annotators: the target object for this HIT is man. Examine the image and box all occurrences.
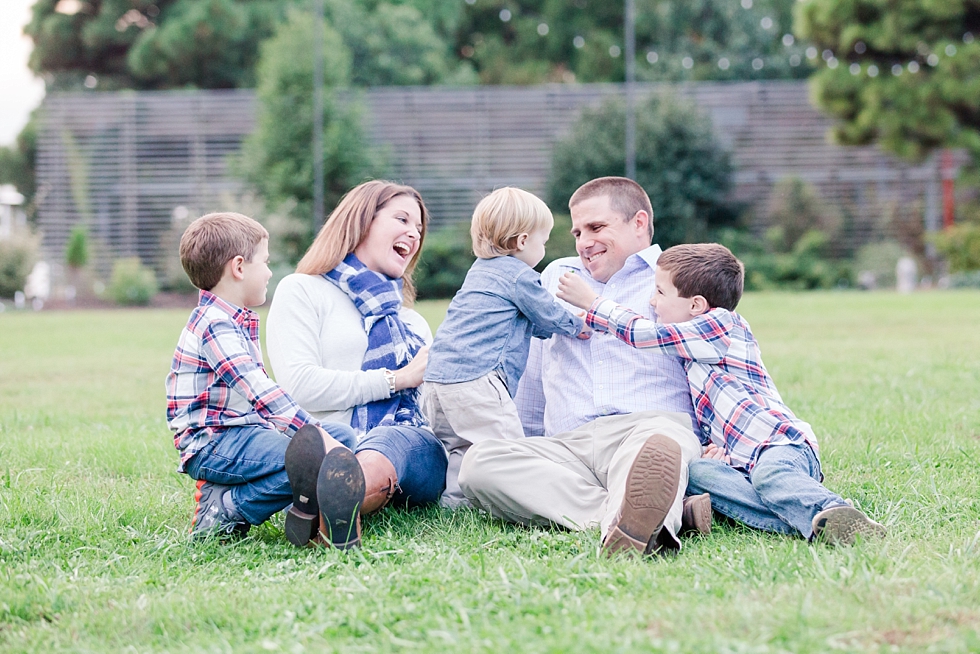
[458,177,705,555]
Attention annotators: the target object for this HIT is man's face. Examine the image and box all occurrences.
[570,194,650,283]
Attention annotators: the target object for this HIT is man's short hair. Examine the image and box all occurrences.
[568,177,654,240]
[656,243,744,311]
[471,187,553,259]
[179,212,269,291]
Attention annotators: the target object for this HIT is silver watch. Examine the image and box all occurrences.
[383,369,397,394]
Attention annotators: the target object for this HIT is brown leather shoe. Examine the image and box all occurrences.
[603,433,682,557]
[316,447,365,550]
[680,493,712,537]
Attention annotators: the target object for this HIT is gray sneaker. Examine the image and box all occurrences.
[811,504,885,546]
[190,480,250,540]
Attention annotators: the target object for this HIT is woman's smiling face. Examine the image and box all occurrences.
[353,194,424,279]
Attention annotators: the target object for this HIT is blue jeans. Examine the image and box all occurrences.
[686,443,845,539]
[356,425,448,507]
[185,423,357,526]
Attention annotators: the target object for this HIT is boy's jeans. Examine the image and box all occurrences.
[686,442,845,539]
[356,425,448,506]
[185,423,357,526]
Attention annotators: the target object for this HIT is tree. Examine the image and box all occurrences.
[238,9,383,253]
[25,0,291,91]
[453,0,811,85]
[0,111,38,221]
[548,93,736,248]
[795,0,980,162]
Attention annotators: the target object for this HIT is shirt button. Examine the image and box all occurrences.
[598,384,604,390]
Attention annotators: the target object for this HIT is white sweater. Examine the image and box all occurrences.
[265,273,433,426]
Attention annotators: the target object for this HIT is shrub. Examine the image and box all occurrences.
[930,223,980,273]
[108,257,158,306]
[65,224,89,269]
[718,227,851,291]
[853,240,912,289]
[548,92,736,249]
[0,229,41,298]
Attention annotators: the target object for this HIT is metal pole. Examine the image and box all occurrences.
[625,0,636,180]
[312,0,325,231]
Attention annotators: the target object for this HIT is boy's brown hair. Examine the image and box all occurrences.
[179,212,269,291]
[657,243,744,311]
[568,176,654,241]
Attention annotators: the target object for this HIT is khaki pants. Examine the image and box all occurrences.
[457,410,702,544]
[421,371,525,508]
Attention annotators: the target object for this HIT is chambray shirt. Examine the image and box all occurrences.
[166,291,316,472]
[586,301,818,473]
[424,256,584,396]
[515,246,698,437]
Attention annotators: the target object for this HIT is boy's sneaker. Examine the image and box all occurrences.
[680,493,712,536]
[811,504,885,546]
[190,480,250,540]
[603,433,682,557]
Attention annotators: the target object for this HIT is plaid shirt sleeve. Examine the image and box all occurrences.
[585,298,733,363]
[199,318,314,437]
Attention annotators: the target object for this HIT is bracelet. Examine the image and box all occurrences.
[383,369,397,394]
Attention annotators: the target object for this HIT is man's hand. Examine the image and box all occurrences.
[702,443,731,464]
[557,272,599,310]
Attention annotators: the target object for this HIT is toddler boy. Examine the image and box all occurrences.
[166,212,357,540]
[557,243,885,545]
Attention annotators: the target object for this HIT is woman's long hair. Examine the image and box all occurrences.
[296,180,429,303]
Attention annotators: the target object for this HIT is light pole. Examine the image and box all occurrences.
[625,0,637,181]
[312,0,325,232]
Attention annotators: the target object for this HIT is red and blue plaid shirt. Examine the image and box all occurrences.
[166,291,316,472]
[586,299,819,472]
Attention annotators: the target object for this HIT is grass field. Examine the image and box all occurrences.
[1,291,979,652]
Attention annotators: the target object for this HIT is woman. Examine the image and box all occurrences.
[266,180,447,548]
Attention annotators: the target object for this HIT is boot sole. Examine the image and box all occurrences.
[284,425,329,547]
[813,506,886,546]
[317,448,365,550]
[604,434,682,557]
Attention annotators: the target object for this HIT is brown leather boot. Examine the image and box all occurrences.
[284,425,352,547]
[356,450,400,514]
[315,447,365,550]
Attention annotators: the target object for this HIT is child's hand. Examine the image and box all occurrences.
[557,272,599,310]
[576,319,592,340]
[702,443,731,464]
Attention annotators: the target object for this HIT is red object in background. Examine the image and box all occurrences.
[942,149,955,229]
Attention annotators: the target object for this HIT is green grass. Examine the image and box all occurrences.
[2,291,980,652]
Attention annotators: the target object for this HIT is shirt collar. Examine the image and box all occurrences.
[198,290,257,330]
[557,244,663,278]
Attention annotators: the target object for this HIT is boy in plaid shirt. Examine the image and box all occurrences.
[167,212,360,541]
[557,243,885,545]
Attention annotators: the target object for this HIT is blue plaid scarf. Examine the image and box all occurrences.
[323,253,427,436]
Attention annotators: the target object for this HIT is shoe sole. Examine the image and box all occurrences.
[284,425,330,547]
[682,493,713,536]
[603,434,682,557]
[190,479,207,534]
[813,506,886,546]
[317,448,365,550]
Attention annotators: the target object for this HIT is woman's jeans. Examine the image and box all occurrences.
[356,424,448,507]
[185,422,357,526]
[686,443,845,539]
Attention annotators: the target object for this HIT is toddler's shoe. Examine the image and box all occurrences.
[680,493,712,536]
[285,424,354,546]
[603,433,682,557]
[190,480,250,540]
[811,504,885,546]
[316,447,365,550]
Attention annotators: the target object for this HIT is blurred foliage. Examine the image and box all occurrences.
[549,93,737,249]
[108,257,159,306]
[25,0,291,91]
[0,111,38,221]
[0,229,42,298]
[237,10,383,249]
[796,0,980,164]
[718,177,850,290]
[454,0,811,84]
[931,223,980,273]
[65,224,89,269]
[414,222,475,300]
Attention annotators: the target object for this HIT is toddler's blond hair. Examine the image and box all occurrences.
[470,187,553,259]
